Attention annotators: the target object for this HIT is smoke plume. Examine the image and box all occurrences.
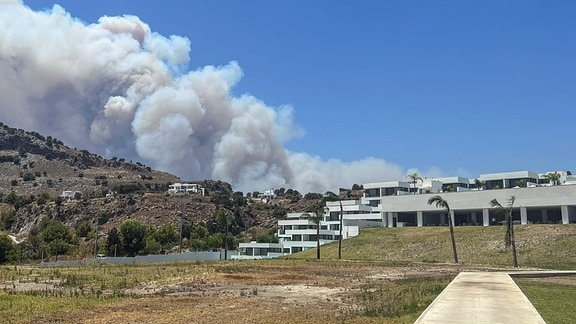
[0,1,405,193]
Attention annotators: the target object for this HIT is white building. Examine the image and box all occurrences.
[234,210,361,259]
[371,170,576,227]
[235,169,576,258]
[167,183,205,195]
[259,189,276,203]
[60,190,80,200]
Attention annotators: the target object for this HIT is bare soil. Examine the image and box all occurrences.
[5,262,462,323]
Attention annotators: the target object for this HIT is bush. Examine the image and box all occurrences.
[75,220,94,238]
[22,173,35,181]
[0,211,16,230]
[36,192,50,205]
[119,220,147,256]
[0,234,14,264]
[113,183,144,194]
[256,234,278,243]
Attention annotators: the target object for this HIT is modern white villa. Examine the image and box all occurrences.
[234,211,361,259]
[366,170,576,227]
[235,170,576,259]
[167,183,205,195]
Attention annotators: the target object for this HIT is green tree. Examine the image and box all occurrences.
[39,220,75,258]
[154,224,177,250]
[0,210,16,230]
[119,220,147,256]
[75,220,95,238]
[206,233,223,249]
[215,207,234,259]
[407,173,423,194]
[544,172,561,186]
[0,234,14,263]
[256,233,278,243]
[474,178,485,191]
[490,196,518,268]
[106,227,120,256]
[427,195,459,263]
[36,192,51,205]
[190,224,209,240]
[144,237,162,254]
[188,238,207,251]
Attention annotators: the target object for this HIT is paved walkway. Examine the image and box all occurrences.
[414,272,546,324]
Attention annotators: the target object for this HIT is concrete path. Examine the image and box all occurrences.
[414,272,546,324]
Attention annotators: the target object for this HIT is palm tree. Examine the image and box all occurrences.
[474,178,485,191]
[215,207,234,260]
[407,173,423,194]
[544,172,561,186]
[489,196,518,268]
[427,195,459,263]
[311,205,325,260]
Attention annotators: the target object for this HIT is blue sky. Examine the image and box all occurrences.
[19,1,576,180]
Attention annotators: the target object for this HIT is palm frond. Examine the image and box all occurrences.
[507,196,516,207]
[489,199,503,209]
[427,195,449,211]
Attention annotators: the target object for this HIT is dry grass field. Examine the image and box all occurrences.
[1,224,575,323]
[0,260,459,323]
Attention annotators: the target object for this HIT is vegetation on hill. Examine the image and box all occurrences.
[0,123,356,262]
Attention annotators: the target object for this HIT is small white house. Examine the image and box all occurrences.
[168,183,205,195]
[60,191,80,200]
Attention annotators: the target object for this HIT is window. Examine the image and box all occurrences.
[366,188,381,197]
[329,212,340,221]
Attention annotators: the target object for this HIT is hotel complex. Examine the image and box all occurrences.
[235,170,576,259]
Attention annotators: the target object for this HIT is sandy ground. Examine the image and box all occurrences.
[11,263,568,323]
[1,263,462,323]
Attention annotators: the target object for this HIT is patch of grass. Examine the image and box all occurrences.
[515,277,576,324]
[0,293,121,323]
[353,276,453,321]
[287,225,576,269]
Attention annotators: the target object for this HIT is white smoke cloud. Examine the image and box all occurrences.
[0,1,407,193]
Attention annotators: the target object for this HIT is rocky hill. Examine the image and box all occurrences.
[0,122,339,243]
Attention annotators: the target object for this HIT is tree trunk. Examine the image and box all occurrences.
[509,216,518,267]
[316,214,321,260]
[447,211,459,263]
[338,201,343,260]
[224,223,228,260]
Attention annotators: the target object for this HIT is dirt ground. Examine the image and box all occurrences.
[6,262,462,323]
[7,262,569,323]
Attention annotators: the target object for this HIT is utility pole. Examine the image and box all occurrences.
[93,222,98,258]
[179,213,183,253]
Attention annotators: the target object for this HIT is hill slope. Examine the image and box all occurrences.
[290,224,576,269]
[0,123,328,243]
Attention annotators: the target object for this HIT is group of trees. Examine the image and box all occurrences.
[427,194,519,268]
[0,208,245,264]
[100,207,242,258]
[0,217,80,263]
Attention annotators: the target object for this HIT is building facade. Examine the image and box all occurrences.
[234,211,361,259]
[167,183,205,195]
[235,169,576,259]
[368,170,576,227]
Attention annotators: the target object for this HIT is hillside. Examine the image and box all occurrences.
[0,123,327,244]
